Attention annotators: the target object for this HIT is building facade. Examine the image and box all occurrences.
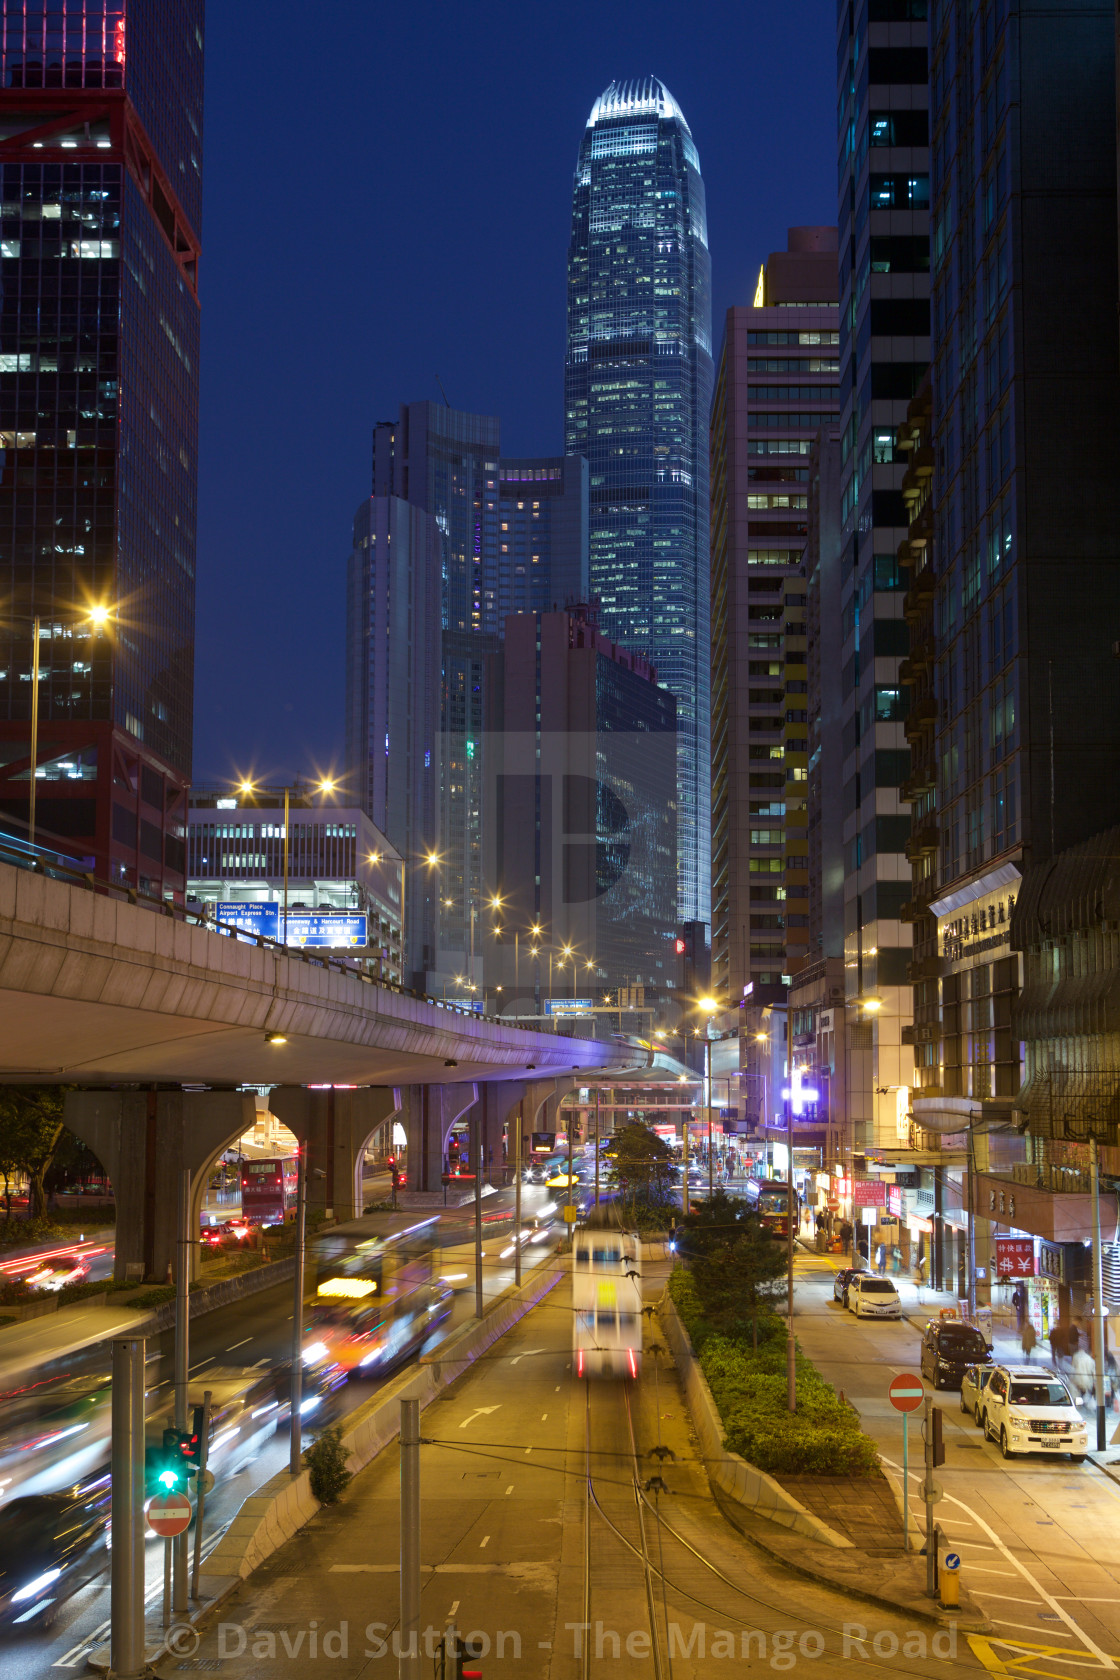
[835,0,930,1150]
[709,230,839,1005]
[187,787,403,985]
[0,0,203,896]
[345,494,442,986]
[493,604,677,1012]
[564,76,712,926]
[492,456,588,624]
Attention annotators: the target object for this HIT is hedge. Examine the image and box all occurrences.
[669,1265,880,1478]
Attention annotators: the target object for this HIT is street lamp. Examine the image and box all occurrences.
[233,774,341,945]
[18,601,115,852]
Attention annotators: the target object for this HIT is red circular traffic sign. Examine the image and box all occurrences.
[888,1372,925,1413]
[147,1493,192,1536]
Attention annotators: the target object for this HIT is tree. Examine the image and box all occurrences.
[691,1220,787,1349]
[0,1088,69,1218]
[678,1189,761,1260]
[607,1122,676,1224]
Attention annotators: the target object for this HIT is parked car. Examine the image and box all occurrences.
[979,1365,1089,1461]
[919,1319,993,1389]
[833,1267,862,1305]
[847,1275,902,1319]
[961,1362,997,1423]
[0,1482,108,1631]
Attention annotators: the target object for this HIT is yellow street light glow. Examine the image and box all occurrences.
[317,777,337,795]
[490,894,503,910]
[425,850,441,866]
[86,603,112,628]
[368,851,382,864]
[861,996,884,1013]
[530,922,542,936]
[698,996,719,1014]
[238,779,256,795]
[265,1030,287,1045]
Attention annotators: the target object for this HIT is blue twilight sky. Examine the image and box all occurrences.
[193,0,836,787]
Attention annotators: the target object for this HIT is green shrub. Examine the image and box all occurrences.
[303,1425,352,1503]
[669,1264,880,1479]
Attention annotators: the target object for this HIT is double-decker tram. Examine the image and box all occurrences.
[743,1177,799,1238]
[572,1226,642,1378]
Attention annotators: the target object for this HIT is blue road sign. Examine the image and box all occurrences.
[216,902,279,940]
[944,1553,960,1571]
[285,912,368,948]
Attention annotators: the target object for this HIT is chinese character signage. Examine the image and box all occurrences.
[851,1178,887,1208]
[887,1186,902,1217]
[545,999,594,1016]
[216,903,368,948]
[995,1237,1036,1278]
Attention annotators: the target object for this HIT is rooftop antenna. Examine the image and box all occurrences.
[435,375,451,408]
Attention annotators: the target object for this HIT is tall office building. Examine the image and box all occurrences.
[835,0,930,1150]
[345,495,442,986]
[494,603,677,1008]
[912,0,1120,1145]
[0,0,203,896]
[370,403,589,988]
[709,230,839,1005]
[564,77,712,926]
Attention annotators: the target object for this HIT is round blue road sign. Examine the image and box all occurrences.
[944,1552,961,1571]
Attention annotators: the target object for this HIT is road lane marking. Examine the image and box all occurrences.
[524,1447,532,1454]
[505,1485,513,1495]
[958,1592,1040,1604]
[458,1406,500,1430]
[479,1536,490,1548]
[226,1338,252,1351]
[252,1357,270,1368]
[189,1357,213,1372]
[541,1413,548,1421]
[880,1453,1115,1667]
[991,1620,1072,1638]
[509,1347,546,1365]
[448,1601,459,1617]
[969,1567,1021,1577]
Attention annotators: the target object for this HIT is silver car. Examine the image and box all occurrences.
[960,1362,996,1424]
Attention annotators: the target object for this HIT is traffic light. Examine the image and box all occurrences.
[156,1426,197,1491]
[931,1406,945,1468]
[440,1626,482,1679]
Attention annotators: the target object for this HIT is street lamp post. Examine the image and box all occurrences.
[237,775,339,946]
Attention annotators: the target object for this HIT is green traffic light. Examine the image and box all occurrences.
[158,1468,180,1490]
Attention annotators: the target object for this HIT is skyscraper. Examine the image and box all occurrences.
[835,0,930,1149]
[564,77,712,926]
[709,231,839,1004]
[0,0,203,897]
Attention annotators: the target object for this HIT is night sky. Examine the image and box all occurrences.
[194,0,836,789]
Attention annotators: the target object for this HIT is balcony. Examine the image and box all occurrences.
[899,765,935,803]
[904,694,936,740]
[904,820,937,861]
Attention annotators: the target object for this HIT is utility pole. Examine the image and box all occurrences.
[399,1398,421,1680]
[514,1098,523,1287]
[110,1337,147,1679]
[706,1036,714,1201]
[289,1146,307,1474]
[1091,1134,1109,1452]
[786,1029,796,1414]
[474,1105,483,1318]
[190,1390,213,1600]
[594,1086,601,1209]
[173,1168,191,1613]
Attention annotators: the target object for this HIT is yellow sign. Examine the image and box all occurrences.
[562,1205,579,1222]
[317,1277,377,1299]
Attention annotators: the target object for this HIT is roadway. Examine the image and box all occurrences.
[170,1255,992,1680]
[794,1247,1120,1675]
[1,1191,557,1680]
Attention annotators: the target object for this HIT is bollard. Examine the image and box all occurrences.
[940,1548,961,1610]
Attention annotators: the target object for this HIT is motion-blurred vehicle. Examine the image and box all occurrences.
[572,1226,642,1378]
[271,1351,349,1429]
[961,1362,997,1423]
[833,1266,862,1305]
[26,1259,91,1292]
[980,1365,1089,1461]
[0,1480,108,1631]
[919,1319,992,1389]
[307,1218,452,1375]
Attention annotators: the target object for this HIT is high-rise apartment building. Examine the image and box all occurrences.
[345,495,442,985]
[835,0,930,1149]
[564,77,712,926]
[492,457,588,625]
[913,0,1120,1145]
[0,0,203,896]
[494,604,677,1007]
[709,230,839,1005]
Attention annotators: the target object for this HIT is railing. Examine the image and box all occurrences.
[0,827,578,1037]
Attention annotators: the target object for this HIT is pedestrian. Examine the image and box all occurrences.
[1011,1285,1025,1331]
[1068,1320,1082,1359]
[1049,1320,1068,1369]
[876,1242,886,1275]
[1020,1319,1037,1363]
[1071,1347,1095,1405]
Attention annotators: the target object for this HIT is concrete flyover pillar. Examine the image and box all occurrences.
[397,1083,479,1193]
[267,1086,402,1223]
[64,1089,257,1283]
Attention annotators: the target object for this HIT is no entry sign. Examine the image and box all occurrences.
[147,1492,192,1536]
[888,1372,925,1413]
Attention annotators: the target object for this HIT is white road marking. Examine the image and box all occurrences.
[541,1413,548,1421]
[880,1453,1115,1667]
[524,1447,532,1454]
[505,1486,513,1496]
[189,1356,213,1372]
[226,1338,252,1351]
[970,1592,1049,1604]
[252,1357,270,1368]
[479,1535,490,1548]
[449,1600,459,1617]
[992,1620,1072,1637]
[458,1406,500,1431]
[509,1347,546,1366]
[968,1567,1020,1577]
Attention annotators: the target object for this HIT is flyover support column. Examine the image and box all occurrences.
[269,1086,403,1222]
[399,1083,479,1193]
[65,1090,257,1283]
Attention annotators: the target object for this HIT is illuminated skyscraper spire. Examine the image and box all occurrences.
[565,77,713,926]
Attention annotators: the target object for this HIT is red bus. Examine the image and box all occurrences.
[239,1156,299,1225]
[743,1177,799,1238]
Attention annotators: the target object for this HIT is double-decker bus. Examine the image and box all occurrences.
[239,1155,299,1226]
[743,1177,799,1238]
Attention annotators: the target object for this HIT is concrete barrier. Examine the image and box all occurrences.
[659,1291,853,1550]
[200,1250,564,1590]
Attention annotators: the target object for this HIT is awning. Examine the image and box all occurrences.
[1012,826,1120,947]
[1013,1067,1120,1139]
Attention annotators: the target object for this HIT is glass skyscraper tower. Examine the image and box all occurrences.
[0,0,203,897]
[564,77,712,927]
